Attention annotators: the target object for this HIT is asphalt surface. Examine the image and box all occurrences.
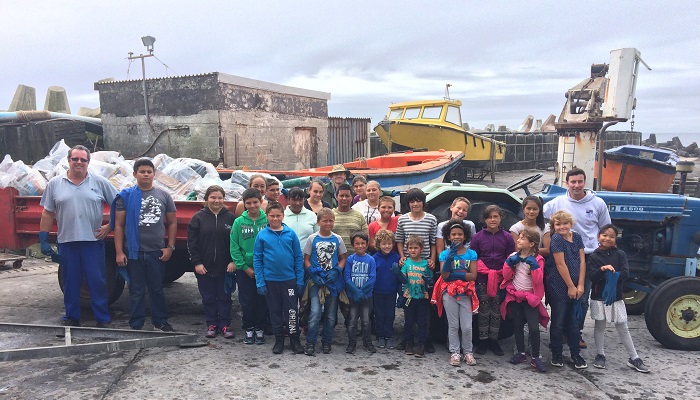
[1,167,698,399]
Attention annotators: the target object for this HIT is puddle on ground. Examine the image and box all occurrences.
[362,370,378,375]
[470,370,496,384]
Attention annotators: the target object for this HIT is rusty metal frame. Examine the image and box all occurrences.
[0,323,199,362]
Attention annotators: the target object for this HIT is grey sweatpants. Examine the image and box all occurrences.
[442,292,474,353]
[594,319,639,360]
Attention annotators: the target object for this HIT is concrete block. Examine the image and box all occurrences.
[44,86,71,113]
[8,84,36,111]
[78,107,101,118]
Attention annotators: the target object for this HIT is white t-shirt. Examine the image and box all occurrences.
[352,199,380,225]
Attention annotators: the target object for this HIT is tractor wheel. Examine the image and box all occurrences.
[644,276,700,350]
[623,289,648,315]
[57,246,125,305]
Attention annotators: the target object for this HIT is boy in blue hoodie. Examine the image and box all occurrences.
[253,202,305,354]
[372,229,401,350]
[303,208,347,356]
[344,231,377,354]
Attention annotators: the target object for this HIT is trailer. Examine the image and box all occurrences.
[0,186,237,305]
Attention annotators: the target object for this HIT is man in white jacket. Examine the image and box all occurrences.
[543,167,611,348]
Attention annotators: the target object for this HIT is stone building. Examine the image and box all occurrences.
[94,72,331,169]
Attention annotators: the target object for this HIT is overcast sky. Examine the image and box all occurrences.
[2,1,698,135]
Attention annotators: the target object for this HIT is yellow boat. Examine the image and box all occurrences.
[374,99,506,167]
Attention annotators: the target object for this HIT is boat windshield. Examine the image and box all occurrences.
[403,107,421,119]
[445,106,462,126]
[421,106,442,119]
[388,109,403,120]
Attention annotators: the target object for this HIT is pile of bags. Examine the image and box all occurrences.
[0,140,280,201]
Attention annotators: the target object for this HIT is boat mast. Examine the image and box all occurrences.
[444,83,452,100]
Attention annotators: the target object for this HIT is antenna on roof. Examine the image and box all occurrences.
[445,83,452,100]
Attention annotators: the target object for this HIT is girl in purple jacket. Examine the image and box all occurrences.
[470,205,515,356]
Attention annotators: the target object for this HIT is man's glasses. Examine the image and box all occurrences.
[70,157,89,163]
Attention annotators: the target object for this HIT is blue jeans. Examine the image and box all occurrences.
[549,299,581,357]
[126,250,168,328]
[306,287,338,345]
[403,298,429,345]
[373,293,396,339]
[347,298,373,342]
[60,241,110,324]
[196,274,231,329]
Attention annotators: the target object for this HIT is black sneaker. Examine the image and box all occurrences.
[424,340,435,353]
[95,321,111,329]
[395,339,406,351]
[489,339,504,356]
[63,319,80,327]
[363,341,377,353]
[572,354,588,369]
[244,330,255,345]
[551,353,564,367]
[414,344,425,358]
[593,354,606,369]
[475,341,488,355]
[305,343,315,356]
[346,341,357,354]
[321,341,332,354]
[254,330,265,345]
[627,358,650,373]
[154,323,174,332]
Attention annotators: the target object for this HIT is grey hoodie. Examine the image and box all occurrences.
[543,189,611,254]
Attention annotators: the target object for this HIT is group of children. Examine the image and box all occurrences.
[225,179,649,373]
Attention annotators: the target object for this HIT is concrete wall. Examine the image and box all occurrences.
[96,73,329,168]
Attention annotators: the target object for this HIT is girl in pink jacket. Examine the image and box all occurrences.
[500,228,549,372]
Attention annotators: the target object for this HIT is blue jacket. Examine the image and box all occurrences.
[253,223,304,288]
[372,250,401,295]
[344,253,377,299]
[109,185,142,260]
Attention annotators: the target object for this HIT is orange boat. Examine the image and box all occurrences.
[598,145,678,193]
[220,150,464,191]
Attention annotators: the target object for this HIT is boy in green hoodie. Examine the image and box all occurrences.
[230,188,268,344]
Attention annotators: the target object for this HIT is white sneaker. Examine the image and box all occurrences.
[450,352,461,366]
[464,352,477,366]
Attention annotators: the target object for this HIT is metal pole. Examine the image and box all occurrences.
[596,121,618,191]
[141,56,149,123]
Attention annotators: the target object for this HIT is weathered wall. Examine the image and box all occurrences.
[96,74,221,161]
[96,73,330,167]
[327,117,370,165]
[218,78,329,169]
[221,110,328,170]
[101,112,221,161]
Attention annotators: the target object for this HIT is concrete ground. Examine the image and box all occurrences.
[1,167,698,399]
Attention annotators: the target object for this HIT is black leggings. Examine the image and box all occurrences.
[509,301,540,357]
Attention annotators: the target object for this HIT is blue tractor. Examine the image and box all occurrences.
[417,178,700,350]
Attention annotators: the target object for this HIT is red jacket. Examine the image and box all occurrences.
[477,260,503,297]
[499,253,549,328]
[431,276,479,317]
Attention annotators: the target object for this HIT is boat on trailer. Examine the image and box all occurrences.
[373,99,506,169]
[598,145,679,193]
[222,150,464,192]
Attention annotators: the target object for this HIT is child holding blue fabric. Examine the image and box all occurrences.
[344,231,377,354]
[393,235,433,358]
[435,220,478,367]
[587,224,649,373]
